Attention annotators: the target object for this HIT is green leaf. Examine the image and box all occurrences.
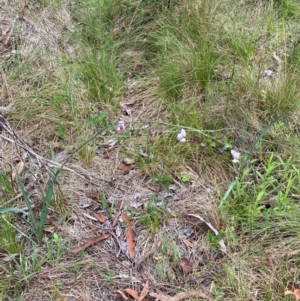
[57,124,68,139]
[178,174,191,182]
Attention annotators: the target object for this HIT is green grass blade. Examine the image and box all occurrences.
[0,208,36,235]
[38,169,56,241]
[220,180,237,207]
[15,173,38,234]
[246,104,298,161]
[0,207,26,215]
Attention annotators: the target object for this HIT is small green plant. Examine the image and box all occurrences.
[100,193,108,210]
[99,264,115,284]
[0,215,20,254]
[99,193,115,218]
[0,174,15,203]
[155,235,180,283]
[161,234,180,264]
[211,282,225,301]
[0,169,57,244]
[85,111,108,128]
[57,124,68,139]
[139,198,168,232]
[151,174,172,192]
[206,230,225,251]
[178,173,190,182]
[8,250,48,287]
[45,233,65,266]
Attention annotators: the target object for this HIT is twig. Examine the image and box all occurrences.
[112,200,124,229]
[1,193,22,207]
[136,241,161,269]
[4,15,18,45]
[0,133,108,185]
[116,290,128,300]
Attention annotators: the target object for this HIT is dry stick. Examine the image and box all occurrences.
[4,15,18,45]
[4,193,22,205]
[0,117,129,197]
[136,241,161,269]
[116,290,128,300]
[0,133,108,186]
[110,231,123,258]
[112,200,124,229]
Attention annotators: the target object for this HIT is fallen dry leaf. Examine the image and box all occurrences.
[121,212,132,226]
[116,163,135,173]
[138,281,149,301]
[44,226,55,233]
[150,290,213,301]
[94,212,106,223]
[259,199,277,208]
[126,227,135,259]
[285,289,300,300]
[124,288,146,301]
[121,212,135,258]
[146,184,159,193]
[82,212,98,221]
[124,288,139,299]
[179,258,193,275]
[181,238,194,248]
[71,233,110,254]
[11,160,25,181]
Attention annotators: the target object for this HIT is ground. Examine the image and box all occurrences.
[1,0,300,301]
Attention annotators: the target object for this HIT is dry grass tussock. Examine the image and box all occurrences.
[0,1,73,143]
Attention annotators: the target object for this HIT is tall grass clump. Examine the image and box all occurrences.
[216,152,300,300]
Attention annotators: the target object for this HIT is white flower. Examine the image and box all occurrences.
[262,69,273,78]
[231,149,240,163]
[177,129,186,142]
[116,120,125,133]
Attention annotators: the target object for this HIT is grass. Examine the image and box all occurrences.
[1,0,300,299]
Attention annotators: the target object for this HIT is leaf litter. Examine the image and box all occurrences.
[179,258,193,275]
[121,212,135,259]
[123,288,148,301]
[94,212,106,223]
[150,290,213,301]
[0,11,224,294]
[138,281,149,301]
[285,289,300,300]
[71,233,110,254]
